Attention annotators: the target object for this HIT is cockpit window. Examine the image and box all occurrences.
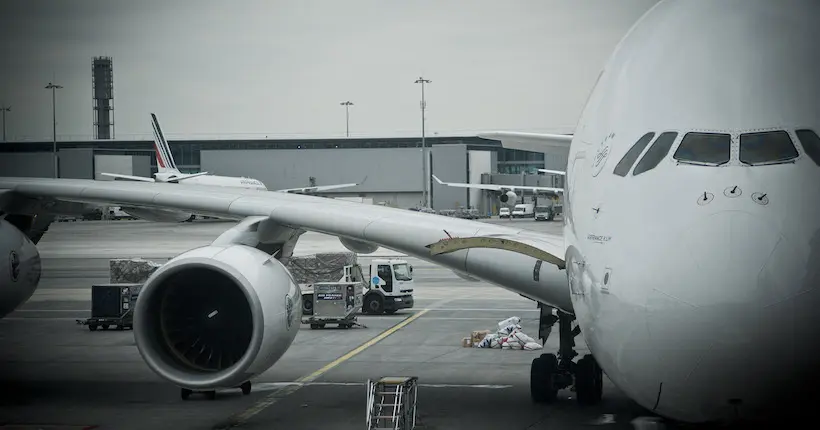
[739,130,799,165]
[795,129,820,166]
[673,132,731,165]
[633,132,678,176]
[613,132,655,177]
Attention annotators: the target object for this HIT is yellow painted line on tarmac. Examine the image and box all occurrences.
[222,309,430,428]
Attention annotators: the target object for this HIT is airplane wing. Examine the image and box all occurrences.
[99,173,156,182]
[167,172,211,182]
[432,175,563,194]
[538,169,566,176]
[276,176,367,194]
[277,182,360,194]
[478,131,573,152]
[0,176,572,313]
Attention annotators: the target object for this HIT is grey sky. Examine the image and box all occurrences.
[0,0,658,141]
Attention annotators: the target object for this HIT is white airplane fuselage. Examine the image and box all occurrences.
[122,174,267,222]
[155,173,268,191]
[564,0,820,422]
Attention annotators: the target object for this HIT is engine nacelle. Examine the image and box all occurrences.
[339,237,379,254]
[0,219,42,319]
[452,269,481,282]
[498,190,517,207]
[133,244,301,390]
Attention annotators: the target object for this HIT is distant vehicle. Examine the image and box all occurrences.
[512,203,535,218]
[361,259,415,315]
[534,205,555,221]
[302,258,415,316]
[499,207,511,218]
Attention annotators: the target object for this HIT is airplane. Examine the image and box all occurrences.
[100,113,364,221]
[1,0,818,425]
[431,174,563,209]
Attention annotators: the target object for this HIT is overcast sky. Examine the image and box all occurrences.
[0,0,658,141]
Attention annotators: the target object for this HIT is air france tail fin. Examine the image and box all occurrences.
[150,113,180,174]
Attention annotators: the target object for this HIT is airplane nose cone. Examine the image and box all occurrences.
[643,211,820,422]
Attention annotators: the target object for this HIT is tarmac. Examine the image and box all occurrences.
[0,216,663,429]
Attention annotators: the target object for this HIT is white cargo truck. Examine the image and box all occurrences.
[300,258,415,319]
[360,258,415,315]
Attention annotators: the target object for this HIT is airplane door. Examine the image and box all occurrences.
[565,151,587,237]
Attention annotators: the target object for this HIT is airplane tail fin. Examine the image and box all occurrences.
[150,113,180,174]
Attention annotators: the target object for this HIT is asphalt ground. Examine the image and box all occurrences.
[0,217,671,429]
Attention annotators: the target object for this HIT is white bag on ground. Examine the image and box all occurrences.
[475,333,498,348]
[497,324,521,336]
[510,331,536,345]
[523,342,543,351]
[497,317,521,330]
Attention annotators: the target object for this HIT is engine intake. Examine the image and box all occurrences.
[499,190,518,207]
[0,219,42,318]
[134,244,301,390]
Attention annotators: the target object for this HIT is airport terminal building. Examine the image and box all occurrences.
[0,135,567,213]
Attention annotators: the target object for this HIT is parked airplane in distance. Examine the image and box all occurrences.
[100,113,364,221]
[1,0,818,425]
[431,174,562,209]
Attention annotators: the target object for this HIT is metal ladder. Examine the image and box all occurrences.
[366,376,418,430]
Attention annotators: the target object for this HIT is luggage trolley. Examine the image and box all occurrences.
[76,283,141,331]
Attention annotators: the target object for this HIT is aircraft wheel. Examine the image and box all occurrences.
[531,353,558,403]
[180,388,192,400]
[205,390,217,400]
[575,354,603,405]
[240,381,252,395]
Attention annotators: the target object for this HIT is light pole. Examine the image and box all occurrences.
[0,105,9,142]
[340,101,353,137]
[414,76,431,207]
[46,82,62,178]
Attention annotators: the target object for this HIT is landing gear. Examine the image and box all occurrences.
[240,380,252,395]
[530,303,603,406]
[575,355,603,405]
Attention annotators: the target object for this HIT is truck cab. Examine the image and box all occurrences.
[360,259,415,314]
[534,205,554,221]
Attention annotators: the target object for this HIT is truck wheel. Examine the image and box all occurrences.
[364,294,383,314]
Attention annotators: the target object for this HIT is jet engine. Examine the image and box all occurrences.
[0,219,42,319]
[133,244,301,390]
[499,190,518,208]
[339,237,379,254]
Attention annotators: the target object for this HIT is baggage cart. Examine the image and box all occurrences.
[76,283,141,331]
